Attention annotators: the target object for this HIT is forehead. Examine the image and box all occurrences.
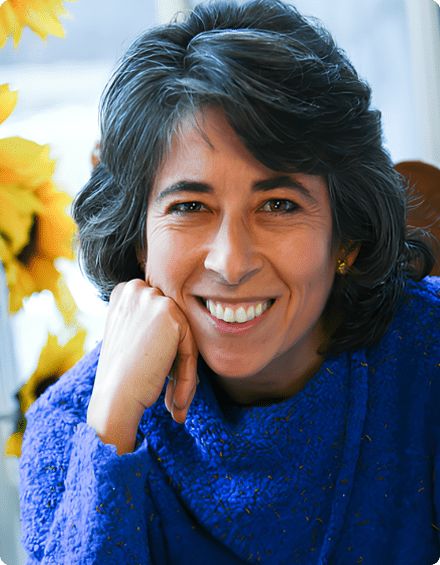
[153,109,270,186]
[151,107,331,210]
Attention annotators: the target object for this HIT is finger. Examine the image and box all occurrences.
[164,355,180,413]
[108,281,126,304]
[172,325,198,411]
[171,381,198,424]
[164,375,175,413]
[173,360,198,410]
[169,323,198,424]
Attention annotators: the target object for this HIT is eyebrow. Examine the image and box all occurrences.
[153,175,318,204]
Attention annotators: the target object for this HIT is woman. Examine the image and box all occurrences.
[19,1,440,563]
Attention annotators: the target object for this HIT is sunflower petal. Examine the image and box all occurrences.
[19,329,86,414]
[24,6,66,40]
[55,275,79,325]
[0,0,76,47]
[4,432,23,457]
[0,1,21,48]
[0,183,45,254]
[26,255,61,295]
[0,134,78,310]
[6,259,37,313]
[0,84,18,125]
[0,138,55,188]
[35,181,76,260]
[0,236,13,266]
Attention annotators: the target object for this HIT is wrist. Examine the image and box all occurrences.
[87,393,144,455]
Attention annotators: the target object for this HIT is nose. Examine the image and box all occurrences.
[203,215,263,285]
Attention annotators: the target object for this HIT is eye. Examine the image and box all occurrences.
[169,201,206,214]
[260,199,300,213]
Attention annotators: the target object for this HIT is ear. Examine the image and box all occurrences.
[136,245,146,272]
[336,242,360,275]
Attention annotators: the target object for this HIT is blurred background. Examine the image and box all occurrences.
[0,0,439,563]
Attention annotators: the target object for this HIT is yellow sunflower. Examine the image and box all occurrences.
[0,0,76,49]
[5,329,87,457]
[0,85,77,314]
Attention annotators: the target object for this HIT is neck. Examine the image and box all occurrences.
[215,352,326,408]
[205,309,341,408]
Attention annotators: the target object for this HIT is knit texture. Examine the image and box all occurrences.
[20,277,440,564]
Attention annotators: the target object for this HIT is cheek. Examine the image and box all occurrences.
[279,231,334,281]
[145,226,198,295]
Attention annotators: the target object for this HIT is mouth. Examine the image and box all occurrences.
[198,297,276,324]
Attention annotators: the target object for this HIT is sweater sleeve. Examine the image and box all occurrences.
[19,346,154,565]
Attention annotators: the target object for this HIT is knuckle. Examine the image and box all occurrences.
[109,282,126,302]
[155,295,179,318]
[125,278,146,292]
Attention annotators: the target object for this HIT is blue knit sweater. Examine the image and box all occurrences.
[20,278,440,564]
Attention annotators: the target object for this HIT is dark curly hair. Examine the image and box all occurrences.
[72,0,436,355]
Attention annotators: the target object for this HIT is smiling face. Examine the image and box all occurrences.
[144,108,353,404]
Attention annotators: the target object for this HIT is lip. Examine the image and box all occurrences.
[197,296,275,334]
[200,296,275,305]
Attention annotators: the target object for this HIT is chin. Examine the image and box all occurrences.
[202,352,266,380]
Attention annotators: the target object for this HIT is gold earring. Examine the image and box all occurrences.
[337,258,347,275]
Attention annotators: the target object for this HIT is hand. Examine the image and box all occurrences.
[87,279,198,455]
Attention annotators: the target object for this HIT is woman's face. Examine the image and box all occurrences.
[145,108,348,399]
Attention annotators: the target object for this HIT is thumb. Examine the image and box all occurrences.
[169,323,199,420]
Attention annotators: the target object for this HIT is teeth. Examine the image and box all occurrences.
[216,303,224,319]
[204,299,272,323]
[224,307,235,323]
[235,307,247,323]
